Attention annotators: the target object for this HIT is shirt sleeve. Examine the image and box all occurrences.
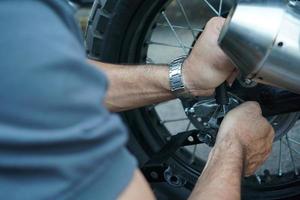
[0,1,136,199]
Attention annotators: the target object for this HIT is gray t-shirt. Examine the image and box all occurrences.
[0,0,136,199]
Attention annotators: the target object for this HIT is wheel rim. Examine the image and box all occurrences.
[109,0,300,197]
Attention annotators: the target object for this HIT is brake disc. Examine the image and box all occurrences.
[181,93,241,145]
[182,93,299,144]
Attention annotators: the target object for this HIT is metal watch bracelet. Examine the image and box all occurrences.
[168,56,193,99]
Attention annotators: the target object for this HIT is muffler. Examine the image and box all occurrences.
[219,0,300,94]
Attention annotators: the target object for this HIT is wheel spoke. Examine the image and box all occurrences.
[255,174,262,184]
[146,104,156,111]
[278,138,283,176]
[175,0,196,39]
[185,121,198,164]
[146,57,155,64]
[288,137,300,146]
[218,0,223,16]
[157,23,203,33]
[147,41,192,50]
[286,135,299,176]
[203,0,219,16]
[190,144,198,164]
[161,11,188,54]
[185,121,192,131]
[283,140,300,156]
[161,117,189,124]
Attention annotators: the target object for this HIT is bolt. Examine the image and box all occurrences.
[150,171,159,179]
[255,174,262,185]
[170,176,180,185]
[277,41,284,47]
[203,122,210,128]
[189,108,195,114]
[204,134,213,146]
[188,136,194,142]
[245,79,252,85]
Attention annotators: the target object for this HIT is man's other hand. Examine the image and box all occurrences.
[183,17,237,96]
[216,102,275,176]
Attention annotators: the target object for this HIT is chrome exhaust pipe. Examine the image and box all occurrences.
[219,0,300,94]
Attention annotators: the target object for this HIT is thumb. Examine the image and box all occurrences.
[226,69,239,87]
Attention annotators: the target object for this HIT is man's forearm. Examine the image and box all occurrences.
[189,139,244,200]
[89,60,174,112]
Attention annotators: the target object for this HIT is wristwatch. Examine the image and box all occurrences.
[168,56,193,99]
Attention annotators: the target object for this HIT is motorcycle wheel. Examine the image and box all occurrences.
[86,0,300,199]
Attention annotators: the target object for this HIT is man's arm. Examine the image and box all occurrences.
[117,102,274,200]
[188,102,274,200]
[118,142,244,200]
[89,17,237,112]
[89,61,173,112]
[188,140,244,200]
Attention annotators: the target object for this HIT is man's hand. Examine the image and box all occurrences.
[90,16,237,111]
[216,101,275,176]
[183,17,237,96]
[189,102,274,200]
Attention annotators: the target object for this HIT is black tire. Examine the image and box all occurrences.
[85,0,300,199]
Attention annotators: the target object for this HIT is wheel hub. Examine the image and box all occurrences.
[182,94,242,146]
[182,90,299,144]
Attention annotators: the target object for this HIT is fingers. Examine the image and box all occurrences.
[186,16,236,92]
[244,146,273,177]
[244,143,273,176]
[206,17,226,33]
[226,69,239,86]
[243,117,274,177]
[237,101,262,116]
[205,17,237,83]
[227,101,262,119]
[199,16,226,43]
[219,101,274,177]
